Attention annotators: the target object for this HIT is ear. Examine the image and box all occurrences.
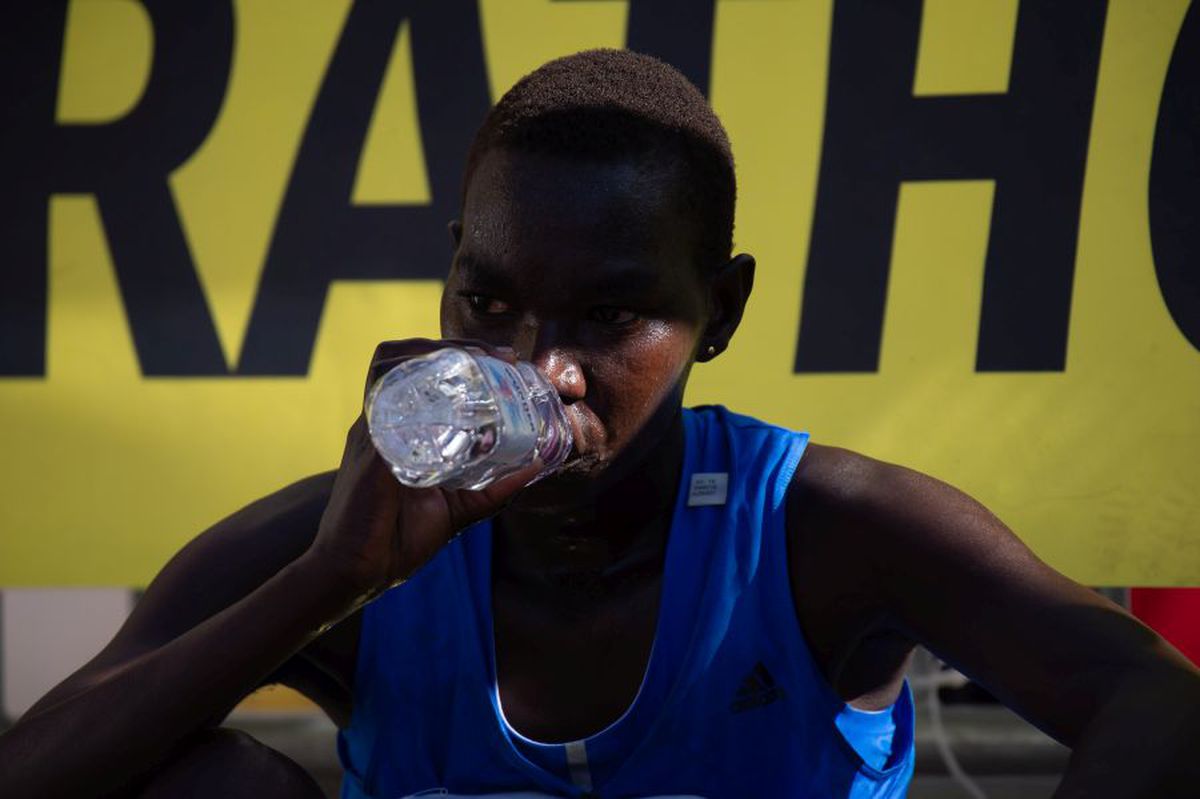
[447,219,463,252]
[697,253,755,362]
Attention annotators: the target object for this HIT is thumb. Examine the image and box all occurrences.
[482,457,546,505]
[446,458,546,529]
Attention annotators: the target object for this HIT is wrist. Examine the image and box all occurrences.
[286,549,381,631]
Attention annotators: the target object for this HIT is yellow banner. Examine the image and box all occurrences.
[2,0,1197,586]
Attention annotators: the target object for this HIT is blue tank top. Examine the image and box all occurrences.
[338,405,915,798]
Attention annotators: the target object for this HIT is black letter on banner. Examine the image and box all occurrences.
[0,2,232,376]
[795,1,1107,373]
[626,0,716,95]
[551,0,716,95]
[238,0,490,375]
[1150,3,1200,353]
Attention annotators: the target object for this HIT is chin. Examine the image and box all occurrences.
[509,456,609,514]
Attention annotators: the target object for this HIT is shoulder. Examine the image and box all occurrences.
[784,439,1058,643]
[783,443,917,591]
[782,444,1194,748]
[787,442,897,538]
[788,442,998,545]
[782,442,1015,650]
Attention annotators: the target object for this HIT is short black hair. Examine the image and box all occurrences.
[462,48,736,272]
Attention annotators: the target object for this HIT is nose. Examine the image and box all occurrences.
[535,349,586,403]
[519,321,586,403]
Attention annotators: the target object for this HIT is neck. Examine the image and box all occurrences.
[493,409,685,591]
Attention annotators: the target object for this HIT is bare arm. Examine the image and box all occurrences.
[0,339,539,799]
[18,471,342,723]
[0,472,359,799]
[789,445,1200,797]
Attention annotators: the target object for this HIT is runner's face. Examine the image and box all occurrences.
[442,149,710,508]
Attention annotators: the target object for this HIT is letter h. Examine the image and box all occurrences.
[794,0,1107,373]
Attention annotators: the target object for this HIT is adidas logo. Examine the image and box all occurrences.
[730,661,785,713]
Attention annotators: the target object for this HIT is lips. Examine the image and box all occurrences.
[561,405,588,458]
[553,406,608,474]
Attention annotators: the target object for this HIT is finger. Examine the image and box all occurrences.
[330,416,397,514]
[366,341,524,402]
[370,338,439,364]
[484,458,545,502]
[371,337,513,365]
[444,458,545,530]
[439,338,518,364]
[364,348,466,401]
[490,345,519,364]
[344,416,393,480]
[365,339,485,398]
[366,339,516,391]
[365,354,419,399]
[460,345,516,369]
[366,340,441,397]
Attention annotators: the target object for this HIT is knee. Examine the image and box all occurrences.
[133,727,326,799]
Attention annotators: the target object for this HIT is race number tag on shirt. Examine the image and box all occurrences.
[687,472,728,507]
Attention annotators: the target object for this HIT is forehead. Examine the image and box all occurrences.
[456,149,697,291]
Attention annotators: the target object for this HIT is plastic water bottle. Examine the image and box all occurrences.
[365,347,574,490]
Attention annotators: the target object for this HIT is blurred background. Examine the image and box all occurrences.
[2,1,1198,796]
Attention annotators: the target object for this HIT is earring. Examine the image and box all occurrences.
[706,344,717,358]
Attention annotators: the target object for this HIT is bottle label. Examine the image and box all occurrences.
[474,356,539,466]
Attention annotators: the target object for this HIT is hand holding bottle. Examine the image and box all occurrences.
[366,345,573,489]
[307,340,548,602]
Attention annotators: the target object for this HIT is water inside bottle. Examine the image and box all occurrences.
[366,348,551,490]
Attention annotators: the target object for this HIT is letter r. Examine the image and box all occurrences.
[0,1,231,376]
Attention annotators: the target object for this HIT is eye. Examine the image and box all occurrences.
[462,293,514,316]
[589,306,638,325]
